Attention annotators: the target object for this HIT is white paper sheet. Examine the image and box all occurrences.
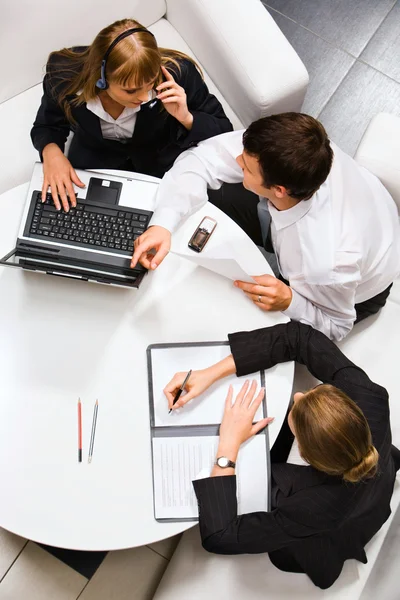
[172,251,255,283]
[153,435,269,519]
[150,344,264,427]
[171,241,274,283]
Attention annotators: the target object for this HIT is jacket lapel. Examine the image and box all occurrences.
[73,103,103,139]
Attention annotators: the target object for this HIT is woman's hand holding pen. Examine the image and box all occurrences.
[42,144,85,212]
[164,355,237,411]
[156,66,193,130]
[164,369,215,411]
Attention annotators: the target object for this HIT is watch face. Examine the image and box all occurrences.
[218,457,230,468]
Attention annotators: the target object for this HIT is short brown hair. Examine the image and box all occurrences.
[291,384,379,483]
[242,113,333,200]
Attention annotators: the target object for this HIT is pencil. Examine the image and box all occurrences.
[88,399,98,464]
[78,398,82,463]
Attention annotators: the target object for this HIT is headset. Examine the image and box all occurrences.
[96,27,158,110]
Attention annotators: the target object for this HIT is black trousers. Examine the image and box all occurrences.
[207,183,393,322]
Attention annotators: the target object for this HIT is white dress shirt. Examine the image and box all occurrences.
[151,130,400,341]
[86,92,153,141]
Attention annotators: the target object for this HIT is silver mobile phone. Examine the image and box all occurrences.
[188,216,217,253]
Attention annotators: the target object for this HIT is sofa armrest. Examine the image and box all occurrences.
[354,113,400,213]
[165,0,309,126]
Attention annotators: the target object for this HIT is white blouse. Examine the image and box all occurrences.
[86,92,153,141]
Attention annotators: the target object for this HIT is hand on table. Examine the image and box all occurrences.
[164,368,216,411]
[234,274,292,312]
[212,381,273,472]
[156,66,193,130]
[130,226,171,270]
[42,143,85,211]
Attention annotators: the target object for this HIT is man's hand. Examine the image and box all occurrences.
[234,274,292,312]
[130,226,171,270]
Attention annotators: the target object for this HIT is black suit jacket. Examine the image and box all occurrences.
[193,322,399,589]
[31,51,233,178]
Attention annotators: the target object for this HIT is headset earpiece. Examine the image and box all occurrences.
[95,28,155,92]
[95,60,108,90]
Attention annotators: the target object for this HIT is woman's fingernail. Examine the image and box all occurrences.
[234,281,238,287]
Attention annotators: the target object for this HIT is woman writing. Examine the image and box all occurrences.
[31,18,232,212]
[164,321,399,589]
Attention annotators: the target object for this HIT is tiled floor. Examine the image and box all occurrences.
[264,0,400,156]
[1,2,400,599]
[0,527,181,600]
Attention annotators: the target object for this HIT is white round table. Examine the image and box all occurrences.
[0,176,294,551]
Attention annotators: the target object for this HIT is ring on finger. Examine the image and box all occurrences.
[258,295,262,303]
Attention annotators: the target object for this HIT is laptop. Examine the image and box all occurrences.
[0,163,157,288]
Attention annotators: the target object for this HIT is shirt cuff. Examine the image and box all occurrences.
[149,208,182,233]
[282,288,308,320]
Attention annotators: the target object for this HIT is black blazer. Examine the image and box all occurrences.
[193,321,399,589]
[31,50,233,178]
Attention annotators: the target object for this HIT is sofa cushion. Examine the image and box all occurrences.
[149,19,242,130]
[354,113,400,212]
[0,85,44,193]
[2,0,166,104]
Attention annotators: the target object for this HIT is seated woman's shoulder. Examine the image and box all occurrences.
[47,46,88,76]
[45,47,87,97]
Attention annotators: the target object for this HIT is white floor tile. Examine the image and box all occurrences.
[0,528,27,579]
[147,534,182,561]
[0,542,87,600]
[79,546,168,600]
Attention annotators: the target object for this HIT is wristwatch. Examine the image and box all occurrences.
[215,456,236,469]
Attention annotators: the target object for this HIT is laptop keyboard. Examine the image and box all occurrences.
[28,192,151,255]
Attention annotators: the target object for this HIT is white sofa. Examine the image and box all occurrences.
[154,113,400,600]
[0,0,308,195]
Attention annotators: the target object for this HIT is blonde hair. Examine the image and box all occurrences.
[291,384,379,483]
[47,18,202,122]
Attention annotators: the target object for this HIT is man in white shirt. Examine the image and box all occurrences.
[131,113,400,341]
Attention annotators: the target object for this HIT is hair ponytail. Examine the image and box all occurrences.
[292,384,380,484]
[343,445,379,483]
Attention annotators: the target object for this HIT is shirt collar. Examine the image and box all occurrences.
[86,92,153,122]
[267,194,315,231]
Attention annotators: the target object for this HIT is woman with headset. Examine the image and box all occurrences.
[31,18,233,212]
[164,320,399,589]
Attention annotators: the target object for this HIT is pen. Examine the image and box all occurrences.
[169,370,192,414]
[88,400,98,464]
[78,398,82,463]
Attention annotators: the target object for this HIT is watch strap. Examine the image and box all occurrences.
[215,456,236,469]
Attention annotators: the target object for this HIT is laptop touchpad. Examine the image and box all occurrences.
[86,177,122,205]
